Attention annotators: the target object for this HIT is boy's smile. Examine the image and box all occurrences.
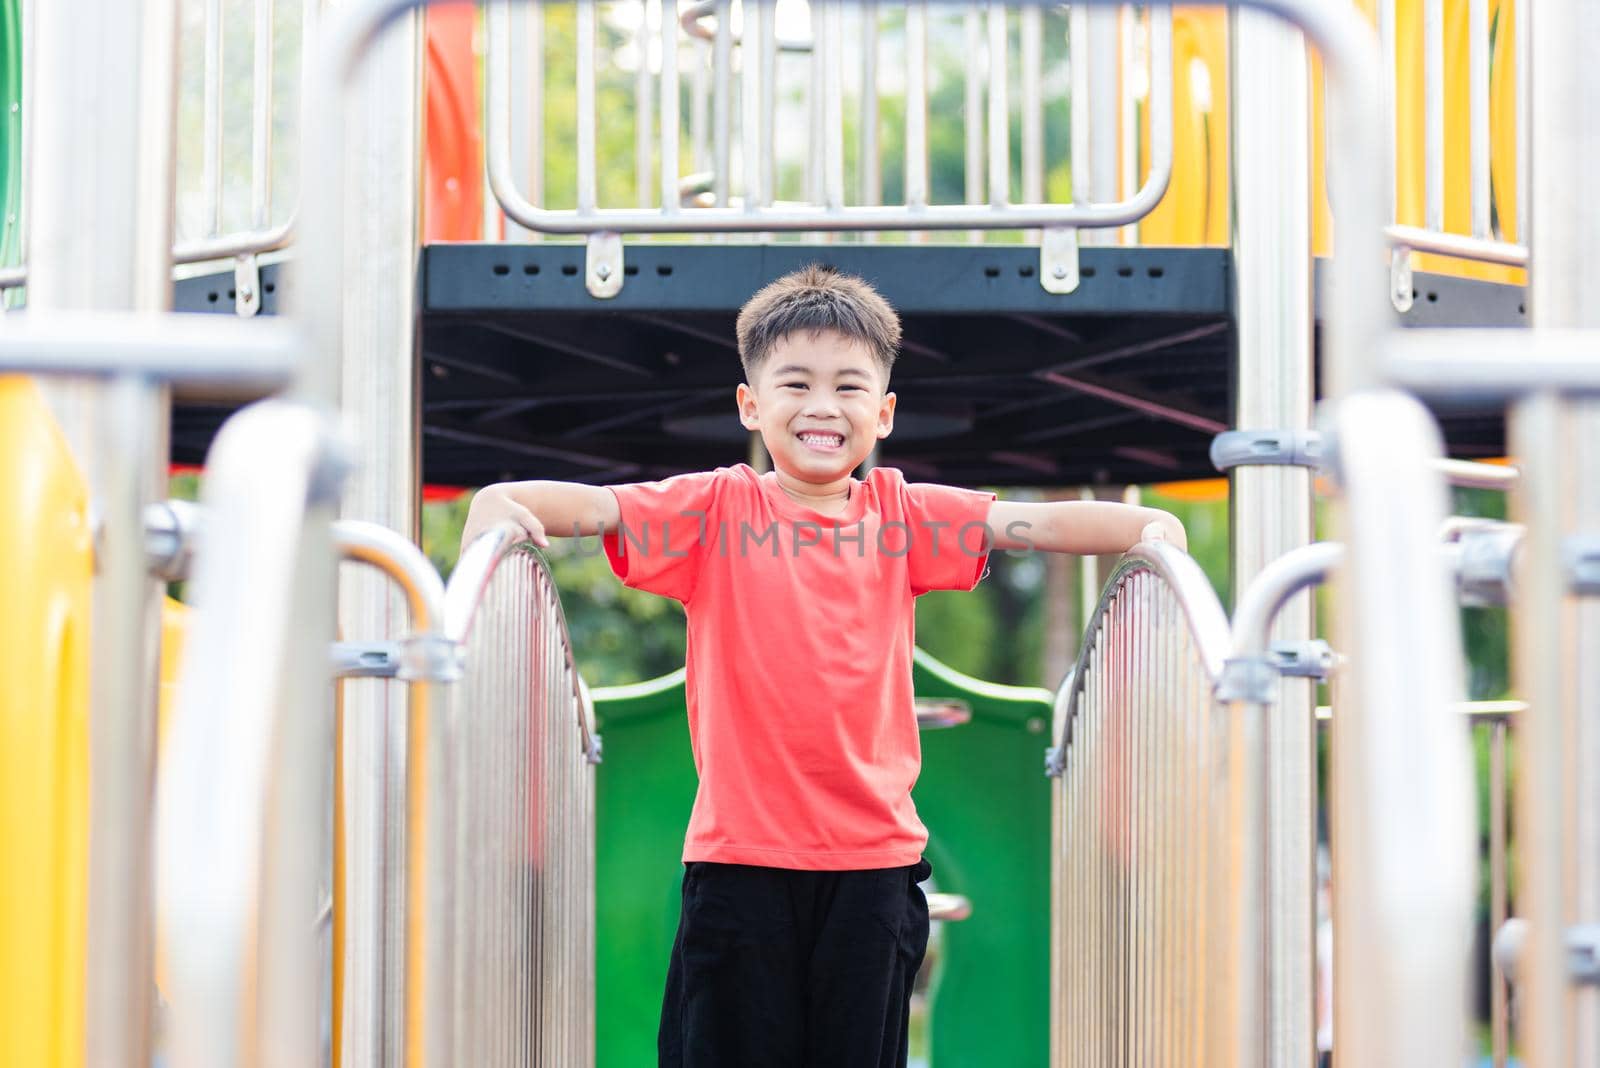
[736,329,896,506]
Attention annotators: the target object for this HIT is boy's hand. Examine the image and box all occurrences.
[462,485,549,551]
[1140,515,1187,551]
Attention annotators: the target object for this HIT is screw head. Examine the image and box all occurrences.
[1052,264,1068,280]
[595,264,612,281]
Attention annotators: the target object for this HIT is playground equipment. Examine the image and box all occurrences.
[5,0,1599,1066]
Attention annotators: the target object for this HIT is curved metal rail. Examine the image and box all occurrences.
[413,521,598,1067]
[156,401,346,1068]
[1050,541,1232,1068]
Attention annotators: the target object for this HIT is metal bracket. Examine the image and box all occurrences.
[1456,526,1521,607]
[1040,227,1080,295]
[585,231,624,299]
[399,633,464,683]
[1217,655,1282,704]
[332,641,402,678]
[1268,639,1337,680]
[1210,429,1325,472]
[585,734,605,766]
[144,498,202,583]
[1565,535,1600,596]
[234,253,262,318]
[1570,924,1600,985]
[1390,246,1415,313]
[1044,745,1064,778]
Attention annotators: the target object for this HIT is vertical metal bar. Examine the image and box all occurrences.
[636,0,654,209]
[741,0,761,211]
[252,0,275,228]
[691,35,710,176]
[204,0,225,234]
[904,1,928,211]
[1230,6,1315,1064]
[1380,0,1397,224]
[759,0,776,206]
[986,2,1008,209]
[28,0,179,1064]
[1511,393,1575,1068]
[859,1,880,209]
[576,0,597,215]
[660,0,680,215]
[1490,721,1508,1068]
[528,1,545,218]
[1069,4,1090,204]
[1021,4,1043,206]
[1522,3,1600,1061]
[1469,0,1489,238]
[822,0,844,213]
[1424,0,1443,232]
[331,7,425,1065]
[964,5,984,238]
[712,0,732,207]
[806,3,824,207]
[1118,6,1137,243]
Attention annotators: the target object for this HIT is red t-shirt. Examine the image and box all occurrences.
[604,464,994,870]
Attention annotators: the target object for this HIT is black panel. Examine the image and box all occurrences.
[166,245,1523,488]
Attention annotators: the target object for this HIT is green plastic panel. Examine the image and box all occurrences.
[593,650,1054,1067]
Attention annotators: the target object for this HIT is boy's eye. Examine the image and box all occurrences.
[781,382,807,390]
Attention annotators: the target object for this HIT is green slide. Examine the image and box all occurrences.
[1,0,20,298]
[593,649,1055,1067]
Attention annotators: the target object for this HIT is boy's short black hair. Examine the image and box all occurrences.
[735,265,902,383]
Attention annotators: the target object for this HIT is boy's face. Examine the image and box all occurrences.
[736,330,896,483]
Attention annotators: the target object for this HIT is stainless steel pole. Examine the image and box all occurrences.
[333,6,424,1064]
[1517,2,1600,1063]
[1229,9,1315,1066]
[26,1,178,1064]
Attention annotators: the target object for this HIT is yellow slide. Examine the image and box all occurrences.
[0,377,189,1067]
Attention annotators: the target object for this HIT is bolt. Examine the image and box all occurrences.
[240,286,255,302]
[595,264,612,281]
[1052,264,1068,280]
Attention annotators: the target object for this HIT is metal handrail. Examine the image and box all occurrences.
[483,1,1174,236]
[1051,538,1233,1066]
[446,520,598,760]
[415,520,597,1065]
[156,400,346,1068]
[1059,540,1232,741]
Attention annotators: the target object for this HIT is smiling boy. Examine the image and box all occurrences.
[460,265,1185,1067]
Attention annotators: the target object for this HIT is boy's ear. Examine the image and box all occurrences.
[736,382,760,430]
[876,390,897,439]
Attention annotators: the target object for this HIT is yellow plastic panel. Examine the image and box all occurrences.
[153,597,189,1004]
[1139,7,1230,246]
[0,376,93,1068]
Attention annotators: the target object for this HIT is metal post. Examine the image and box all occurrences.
[1229,9,1315,1065]
[333,6,424,1064]
[1517,2,1600,1063]
[1083,4,1119,242]
[26,1,178,1065]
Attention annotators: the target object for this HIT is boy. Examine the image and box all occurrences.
[460,265,1185,1067]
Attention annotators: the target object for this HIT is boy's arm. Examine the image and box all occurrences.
[984,499,1187,555]
[461,480,622,551]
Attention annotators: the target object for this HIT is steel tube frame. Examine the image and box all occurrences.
[481,4,1175,235]
[157,401,346,1068]
[1514,1,1600,1062]
[1229,9,1316,1061]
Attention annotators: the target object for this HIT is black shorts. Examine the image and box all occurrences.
[658,858,933,1068]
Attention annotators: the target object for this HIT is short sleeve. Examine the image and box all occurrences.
[902,481,997,595]
[603,469,723,603]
